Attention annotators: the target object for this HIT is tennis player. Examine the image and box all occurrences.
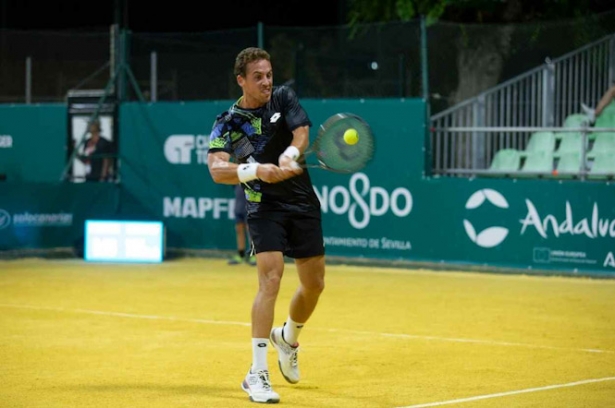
[207,47,326,404]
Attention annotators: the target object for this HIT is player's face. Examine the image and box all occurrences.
[238,59,273,108]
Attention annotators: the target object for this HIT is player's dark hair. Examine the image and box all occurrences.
[234,47,271,77]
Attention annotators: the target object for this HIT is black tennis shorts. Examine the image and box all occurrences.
[248,210,325,258]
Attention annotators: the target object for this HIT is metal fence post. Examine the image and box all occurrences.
[420,15,431,177]
[150,51,157,102]
[110,24,118,81]
[257,22,264,49]
[473,94,485,169]
[609,35,615,85]
[25,56,31,104]
[580,127,587,181]
[420,15,429,103]
[542,57,555,126]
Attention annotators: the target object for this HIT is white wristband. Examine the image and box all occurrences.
[237,163,260,183]
[281,145,300,161]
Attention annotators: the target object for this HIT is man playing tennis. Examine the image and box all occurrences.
[207,47,326,404]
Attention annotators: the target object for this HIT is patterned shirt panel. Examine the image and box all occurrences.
[208,86,320,213]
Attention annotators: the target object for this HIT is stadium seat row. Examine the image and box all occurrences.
[487,148,614,179]
[486,107,615,179]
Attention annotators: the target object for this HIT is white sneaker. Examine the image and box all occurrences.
[581,102,596,123]
[270,326,300,384]
[241,369,280,404]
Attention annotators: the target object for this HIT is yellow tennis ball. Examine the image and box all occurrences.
[343,128,359,145]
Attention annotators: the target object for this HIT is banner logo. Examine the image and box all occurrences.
[164,135,209,164]
[163,197,233,220]
[314,173,413,229]
[463,189,509,248]
[520,201,615,239]
[12,212,73,227]
[0,209,11,229]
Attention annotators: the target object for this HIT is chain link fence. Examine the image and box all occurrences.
[427,10,615,115]
[1,11,614,105]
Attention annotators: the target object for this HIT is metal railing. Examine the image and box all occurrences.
[430,34,615,174]
[429,125,615,180]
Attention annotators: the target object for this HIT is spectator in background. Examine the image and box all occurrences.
[76,119,113,182]
[581,83,615,124]
[229,183,256,266]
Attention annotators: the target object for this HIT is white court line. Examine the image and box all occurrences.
[397,376,615,407]
[0,303,249,327]
[0,303,612,354]
[324,328,612,354]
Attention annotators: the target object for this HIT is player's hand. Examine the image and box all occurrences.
[257,163,301,183]
[278,155,303,175]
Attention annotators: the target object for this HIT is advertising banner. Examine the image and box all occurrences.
[0,105,66,182]
[1,101,612,276]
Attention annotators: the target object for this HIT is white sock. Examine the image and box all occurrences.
[251,338,269,371]
[282,317,303,346]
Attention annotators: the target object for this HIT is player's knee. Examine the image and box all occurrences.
[260,274,283,295]
[303,277,325,295]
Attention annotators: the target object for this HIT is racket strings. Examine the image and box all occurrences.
[312,114,374,173]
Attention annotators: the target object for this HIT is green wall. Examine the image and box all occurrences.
[0,101,613,276]
[0,104,67,182]
[0,182,119,251]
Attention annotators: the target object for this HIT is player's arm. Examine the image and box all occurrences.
[208,150,298,184]
[278,86,311,170]
[279,125,308,171]
[207,151,241,184]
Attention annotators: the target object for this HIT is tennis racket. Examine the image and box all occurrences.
[230,112,374,173]
[300,112,375,173]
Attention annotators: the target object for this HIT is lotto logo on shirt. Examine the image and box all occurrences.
[164,135,209,164]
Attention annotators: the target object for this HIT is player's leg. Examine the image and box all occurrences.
[236,221,246,252]
[245,222,257,266]
[270,211,325,384]
[286,210,326,334]
[596,84,615,117]
[241,215,287,403]
[230,185,248,265]
[290,254,325,325]
[242,251,285,403]
[229,221,247,264]
[582,84,615,124]
[252,250,286,339]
